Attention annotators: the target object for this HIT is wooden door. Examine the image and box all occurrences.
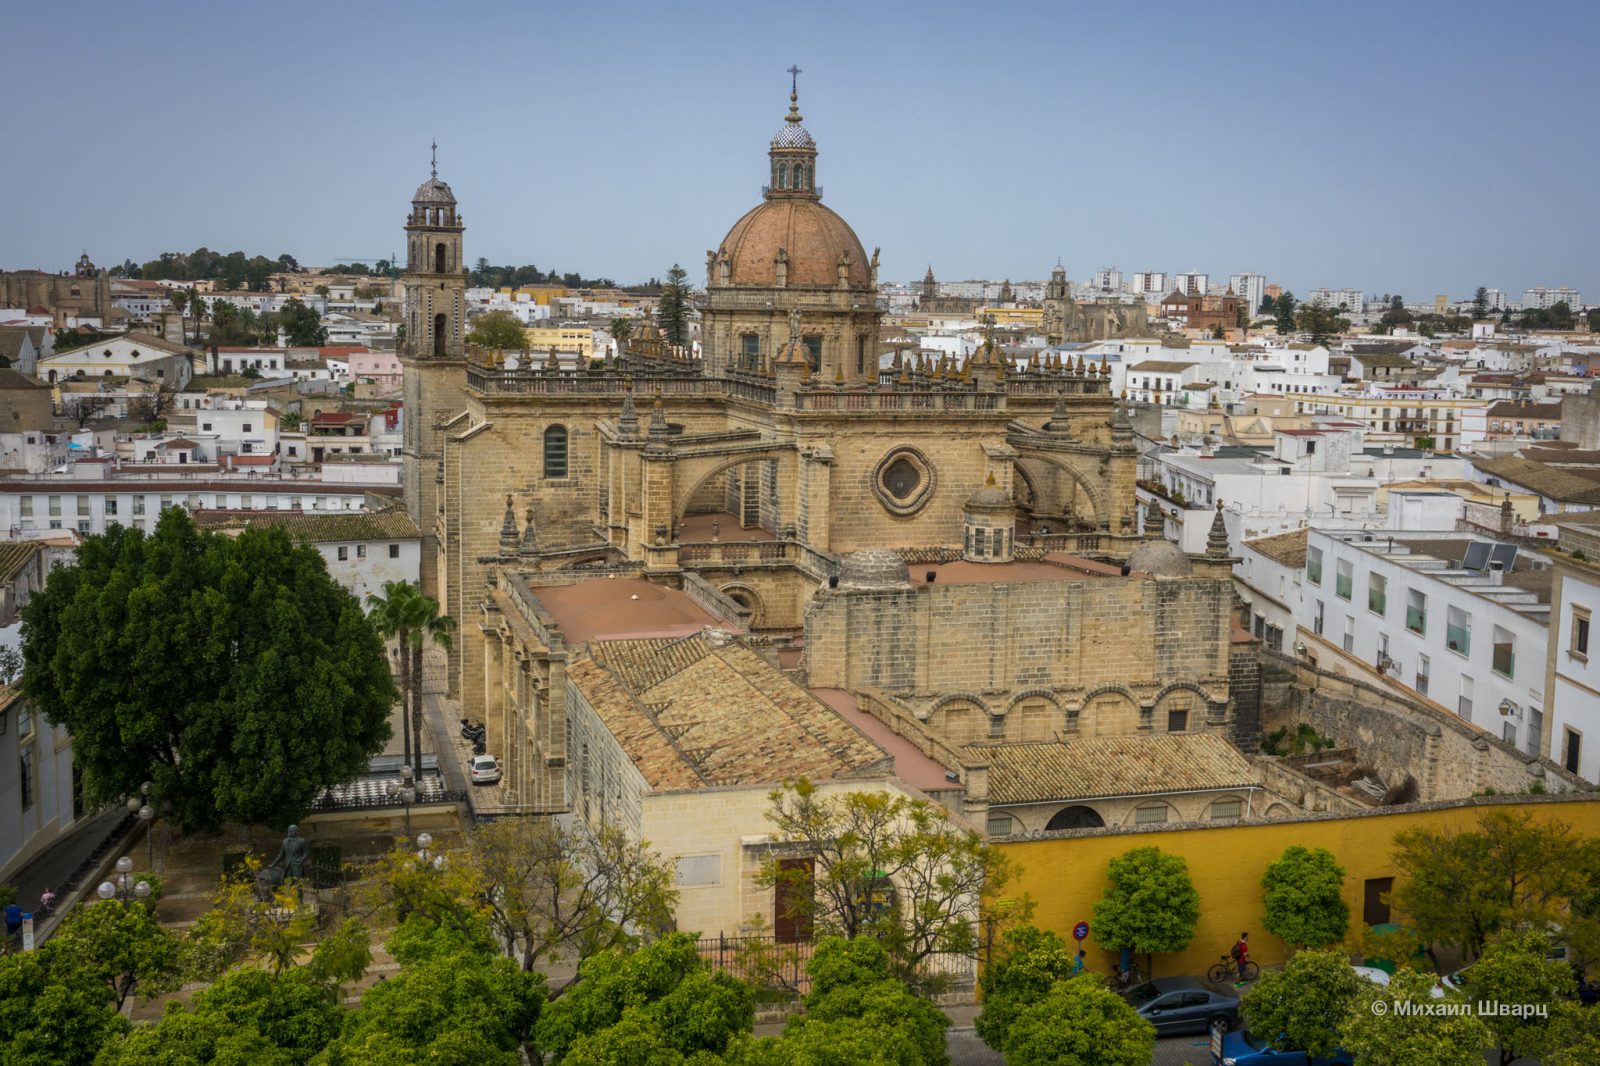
[773,857,814,944]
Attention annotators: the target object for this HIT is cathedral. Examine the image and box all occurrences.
[397,83,1249,826]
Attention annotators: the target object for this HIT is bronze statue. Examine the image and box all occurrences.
[270,824,311,881]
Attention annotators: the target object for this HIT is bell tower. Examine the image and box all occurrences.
[403,142,466,359]
[399,144,470,602]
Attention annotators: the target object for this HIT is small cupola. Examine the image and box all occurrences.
[962,473,1016,563]
[768,69,820,200]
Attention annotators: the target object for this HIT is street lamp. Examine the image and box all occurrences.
[385,765,417,838]
[97,855,151,906]
[415,831,445,871]
[137,781,155,869]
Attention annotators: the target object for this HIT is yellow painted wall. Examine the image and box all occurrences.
[500,285,568,305]
[521,326,594,357]
[997,796,1600,979]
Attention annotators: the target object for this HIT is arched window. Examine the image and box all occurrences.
[432,313,446,356]
[794,164,807,189]
[777,163,789,190]
[434,243,447,273]
[543,424,569,479]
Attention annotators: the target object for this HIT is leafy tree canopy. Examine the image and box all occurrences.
[1340,966,1488,1066]
[1090,846,1199,973]
[1261,845,1349,948]
[21,508,395,832]
[1003,975,1155,1066]
[975,925,1078,1053]
[1274,290,1298,333]
[1390,810,1598,960]
[47,896,182,1011]
[1468,929,1577,1066]
[0,949,128,1066]
[656,264,693,347]
[466,309,531,351]
[468,259,615,289]
[137,248,283,291]
[277,297,327,347]
[1242,948,1364,1059]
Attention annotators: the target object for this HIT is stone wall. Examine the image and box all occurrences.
[1260,652,1586,801]
[804,572,1234,738]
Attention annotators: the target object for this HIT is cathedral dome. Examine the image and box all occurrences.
[717,199,870,289]
[837,548,911,589]
[964,475,1014,512]
[1125,540,1194,577]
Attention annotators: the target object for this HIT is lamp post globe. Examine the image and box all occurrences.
[97,881,116,900]
[115,856,134,876]
[416,832,433,851]
[126,795,142,813]
[134,881,151,900]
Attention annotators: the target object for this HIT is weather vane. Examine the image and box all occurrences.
[788,65,802,95]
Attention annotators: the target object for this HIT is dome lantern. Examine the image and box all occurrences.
[768,67,819,201]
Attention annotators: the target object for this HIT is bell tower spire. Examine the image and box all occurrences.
[402,148,466,359]
[768,66,819,201]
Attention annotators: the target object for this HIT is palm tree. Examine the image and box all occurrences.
[402,594,455,772]
[366,581,417,768]
[609,316,634,359]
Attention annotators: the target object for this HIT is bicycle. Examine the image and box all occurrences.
[1109,960,1145,992]
[1208,954,1259,983]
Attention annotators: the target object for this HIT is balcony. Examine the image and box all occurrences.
[1335,573,1352,600]
[1405,607,1426,635]
[1446,622,1470,656]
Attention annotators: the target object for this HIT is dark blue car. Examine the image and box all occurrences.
[1213,1028,1354,1066]
[1123,976,1240,1036]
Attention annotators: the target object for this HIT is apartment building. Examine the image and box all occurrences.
[1229,273,1267,315]
[1522,286,1582,310]
[1295,390,1483,452]
[1299,529,1550,756]
[1546,514,1600,782]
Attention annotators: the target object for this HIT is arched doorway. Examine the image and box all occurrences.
[433,313,447,356]
[1045,805,1105,831]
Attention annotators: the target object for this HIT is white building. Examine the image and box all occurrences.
[191,509,420,603]
[1299,529,1550,755]
[1173,272,1209,296]
[1090,267,1123,292]
[212,347,288,376]
[1308,288,1366,313]
[1229,273,1267,315]
[1127,271,1167,296]
[1522,286,1582,311]
[1546,516,1600,782]
[37,333,196,390]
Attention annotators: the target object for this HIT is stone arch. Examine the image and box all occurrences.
[1263,803,1293,820]
[924,693,990,745]
[718,583,766,627]
[1011,462,1040,515]
[1079,685,1140,736]
[554,549,619,569]
[1045,805,1105,831]
[1125,801,1172,827]
[1154,682,1210,732]
[1007,689,1061,741]
[1014,453,1109,528]
[671,449,794,526]
[1205,793,1248,822]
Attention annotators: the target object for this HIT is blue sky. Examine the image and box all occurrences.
[4,0,1594,299]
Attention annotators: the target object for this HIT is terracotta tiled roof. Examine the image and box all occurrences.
[189,509,420,541]
[1128,360,1196,373]
[1484,400,1562,420]
[1245,527,1309,568]
[0,541,42,584]
[970,733,1255,805]
[1472,457,1600,505]
[578,634,890,791]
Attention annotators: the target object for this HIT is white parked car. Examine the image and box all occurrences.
[1351,965,1391,985]
[469,754,502,785]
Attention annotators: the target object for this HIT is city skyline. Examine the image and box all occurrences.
[4,0,1596,300]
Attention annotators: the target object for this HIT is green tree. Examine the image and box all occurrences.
[1340,967,1488,1066]
[1090,846,1199,977]
[761,779,1024,989]
[1295,301,1350,344]
[1380,295,1413,332]
[278,297,327,346]
[1549,300,1575,330]
[21,509,395,832]
[367,581,420,769]
[1003,975,1155,1066]
[1468,929,1577,1066]
[1389,809,1596,961]
[1546,1001,1600,1066]
[1274,290,1298,333]
[317,924,544,1066]
[1258,293,1276,315]
[1241,948,1364,1059]
[656,264,692,346]
[403,591,453,791]
[975,925,1078,1054]
[1261,845,1349,948]
[47,898,182,1011]
[0,950,127,1066]
[466,309,529,351]
[95,1005,293,1066]
[755,937,950,1066]
[1473,286,1490,320]
[609,316,635,357]
[536,934,753,1064]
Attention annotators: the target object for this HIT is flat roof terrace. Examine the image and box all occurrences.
[526,577,739,643]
